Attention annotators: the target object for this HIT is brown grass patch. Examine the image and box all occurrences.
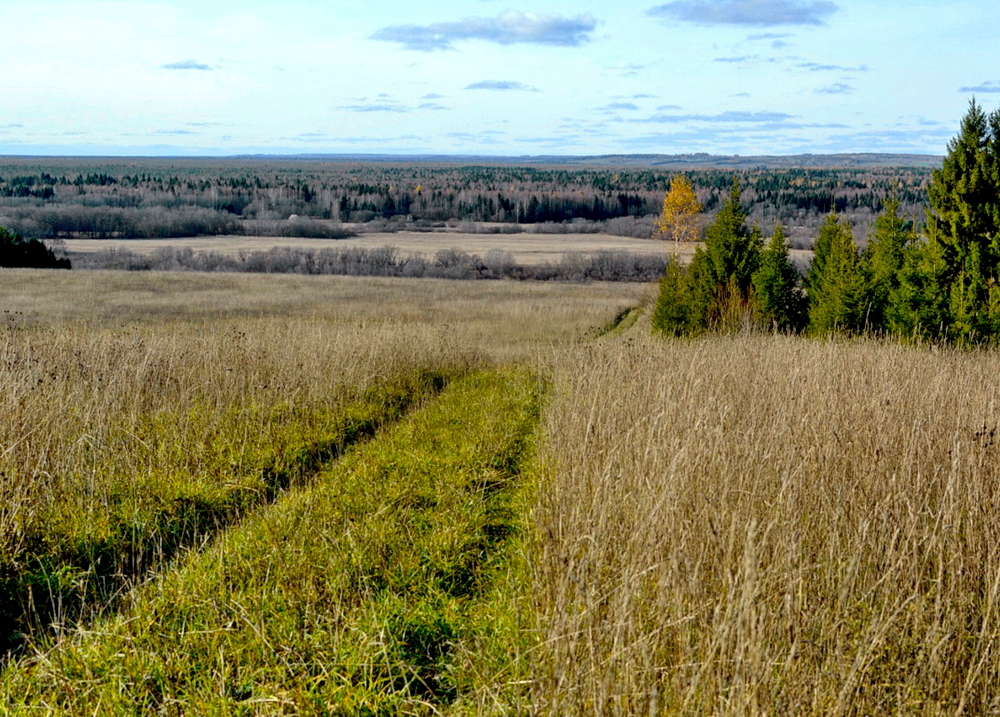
[533,331,1000,713]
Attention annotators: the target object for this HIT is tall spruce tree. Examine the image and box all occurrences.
[651,259,695,336]
[651,177,762,335]
[863,196,916,333]
[923,99,1000,342]
[753,225,805,332]
[806,214,866,334]
[688,178,762,330]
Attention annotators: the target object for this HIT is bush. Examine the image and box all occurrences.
[0,227,71,269]
[652,259,696,335]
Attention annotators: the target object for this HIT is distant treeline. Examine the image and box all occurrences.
[0,158,932,244]
[73,245,667,282]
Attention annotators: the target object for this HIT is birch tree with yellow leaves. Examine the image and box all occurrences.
[654,175,702,247]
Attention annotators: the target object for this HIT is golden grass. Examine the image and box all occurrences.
[0,270,643,652]
[533,330,1000,713]
[10,267,1000,712]
[0,270,644,357]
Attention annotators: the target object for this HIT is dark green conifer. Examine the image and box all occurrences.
[924,99,1000,342]
[691,178,763,330]
[651,259,696,336]
[753,225,804,332]
[863,196,916,332]
[807,214,865,334]
[0,228,71,269]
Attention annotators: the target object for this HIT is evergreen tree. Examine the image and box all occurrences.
[651,177,762,335]
[806,214,866,334]
[752,225,805,332]
[651,259,696,336]
[689,178,762,329]
[924,99,1000,342]
[700,179,760,294]
[0,228,71,269]
[886,238,950,340]
[862,196,915,332]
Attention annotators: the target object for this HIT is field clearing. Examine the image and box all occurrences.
[0,270,645,350]
[3,269,1000,711]
[63,231,690,265]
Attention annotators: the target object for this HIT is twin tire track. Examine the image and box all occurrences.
[1,368,542,713]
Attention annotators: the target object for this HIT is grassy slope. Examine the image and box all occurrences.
[1,368,541,714]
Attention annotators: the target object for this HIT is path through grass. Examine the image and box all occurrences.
[1,368,542,714]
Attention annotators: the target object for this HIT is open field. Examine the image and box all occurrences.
[63,231,685,266]
[4,269,1000,712]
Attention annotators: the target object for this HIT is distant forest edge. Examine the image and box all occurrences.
[0,156,934,247]
[227,153,942,169]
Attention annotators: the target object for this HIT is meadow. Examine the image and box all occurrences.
[3,268,1000,713]
[61,230,681,266]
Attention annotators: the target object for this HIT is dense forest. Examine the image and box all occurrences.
[0,158,932,246]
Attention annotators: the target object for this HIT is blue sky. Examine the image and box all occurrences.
[1,0,997,157]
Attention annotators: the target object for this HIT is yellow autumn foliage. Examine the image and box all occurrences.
[654,174,702,243]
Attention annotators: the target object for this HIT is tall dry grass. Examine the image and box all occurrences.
[534,332,1000,714]
[0,269,643,648]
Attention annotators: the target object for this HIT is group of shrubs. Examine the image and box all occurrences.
[75,245,668,282]
[654,101,1000,345]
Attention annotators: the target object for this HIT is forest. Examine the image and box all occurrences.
[0,157,931,246]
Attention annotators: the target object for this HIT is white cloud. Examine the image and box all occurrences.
[648,0,837,26]
[372,11,598,51]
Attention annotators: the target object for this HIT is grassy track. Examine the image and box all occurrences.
[0,368,541,714]
[0,367,455,655]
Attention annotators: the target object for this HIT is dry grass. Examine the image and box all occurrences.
[62,232,680,266]
[0,270,642,650]
[533,330,1000,714]
[11,267,1000,712]
[0,270,644,359]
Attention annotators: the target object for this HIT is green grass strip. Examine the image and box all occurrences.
[0,368,541,714]
[0,367,455,656]
[596,305,642,337]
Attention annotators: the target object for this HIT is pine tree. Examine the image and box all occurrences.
[753,225,804,332]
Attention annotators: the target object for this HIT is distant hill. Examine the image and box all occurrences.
[239,152,943,169]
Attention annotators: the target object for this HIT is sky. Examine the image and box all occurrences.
[1,0,998,157]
